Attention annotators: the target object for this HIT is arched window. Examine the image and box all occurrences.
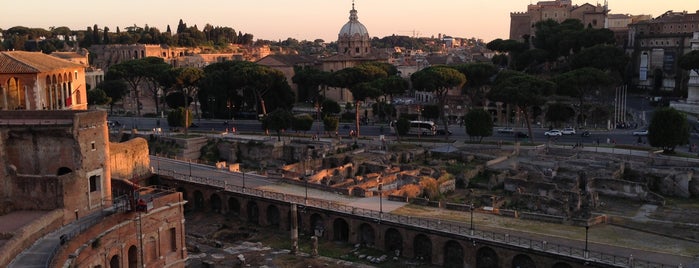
[7,77,24,110]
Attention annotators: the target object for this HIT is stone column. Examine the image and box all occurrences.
[290,203,298,255]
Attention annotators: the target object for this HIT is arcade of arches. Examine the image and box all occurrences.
[174,186,584,268]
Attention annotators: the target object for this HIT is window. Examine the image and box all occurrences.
[89,175,100,192]
[170,228,177,252]
[74,71,78,80]
[91,141,96,151]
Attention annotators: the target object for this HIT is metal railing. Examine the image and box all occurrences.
[162,169,680,268]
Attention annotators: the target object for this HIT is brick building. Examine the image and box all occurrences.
[0,110,187,267]
[0,51,88,110]
[510,0,609,41]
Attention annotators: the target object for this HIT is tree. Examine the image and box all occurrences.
[453,63,498,107]
[323,116,339,136]
[570,45,628,77]
[321,99,341,118]
[463,109,493,143]
[167,107,194,128]
[98,80,128,114]
[291,114,314,133]
[329,64,388,137]
[488,72,555,142]
[262,109,293,141]
[163,67,204,136]
[87,88,111,107]
[648,107,690,153]
[395,117,411,141]
[554,67,615,126]
[140,57,171,116]
[545,103,575,127]
[679,50,699,76]
[292,66,329,102]
[106,59,148,116]
[411,66,467,138]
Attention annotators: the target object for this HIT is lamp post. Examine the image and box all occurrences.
[304,170,310,205]
[470,203,475,235]
[242,170,246,192]
[378,178,383,220]
[584,225,589,258]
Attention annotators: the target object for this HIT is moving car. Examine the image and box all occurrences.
[544,129,563,136]
[632,129,648,136]
[581,131,591,137]
[561,127,576,135]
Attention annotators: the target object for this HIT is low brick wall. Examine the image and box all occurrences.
[520,211,565,224]
[444,202,472,212]
[0,210,63,267]
[387,195,408,202]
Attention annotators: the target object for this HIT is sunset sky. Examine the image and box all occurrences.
[2,0,697,43]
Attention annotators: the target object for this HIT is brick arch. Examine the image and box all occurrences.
[228,196,240,216]
[127,245,138,268]
[109,254,120,268]
[413,233,432,263]
[247,200,259,224]
[193,190,205,210]
[358,222,376,247]
[552,262,572,268]
[310,213,325,237]
[443,240,464,268]
[384,228,403,254]
[176,187,190,212]
[266,204,280,227]
[476,246,499,268]
[511,254,536,268]
[210,193,222,213]
[57,166,73,176]
[333,218,349,242]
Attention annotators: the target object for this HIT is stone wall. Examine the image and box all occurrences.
[0,210,63,268]
[109,137,151,181]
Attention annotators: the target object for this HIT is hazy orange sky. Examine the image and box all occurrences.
[2,1,697,43]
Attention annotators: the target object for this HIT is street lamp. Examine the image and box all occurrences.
[304,169,310,205]
[470,203,475,235]
[584,225,589,258]
[378,178,383,220]
[242,170,246,192]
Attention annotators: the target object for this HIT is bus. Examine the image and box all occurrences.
[390,120,437,136]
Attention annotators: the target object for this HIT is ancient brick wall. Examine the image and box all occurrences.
[109,137,150,181]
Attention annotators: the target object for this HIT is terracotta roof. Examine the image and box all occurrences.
[0,51,84,74]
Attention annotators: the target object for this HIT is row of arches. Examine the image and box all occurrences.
[1,73,80,110]
[180,188,575,268]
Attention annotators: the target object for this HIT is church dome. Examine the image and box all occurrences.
[338,4,369,38]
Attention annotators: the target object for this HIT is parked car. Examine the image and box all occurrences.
[561,127,576,135]
[514,131,529,138]
[544,129,563,136]
[632,129,648,136]
[497,127,514,134]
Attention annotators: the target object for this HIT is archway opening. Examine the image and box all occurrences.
[359,223,375,247]
[127,245,138,268]
[193,190,205,211]
[210,193,222,213]
[413,234,432,263]
[443,240,464,268]
[247,201,259,224]
[310,213,325,237]
[109,254,120,268]
[384,228,403,256]
[228,197,240,216]
[267,205,280,227]
[476,246,499,268]
[511,254,536,268]
[333,218,349,242]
